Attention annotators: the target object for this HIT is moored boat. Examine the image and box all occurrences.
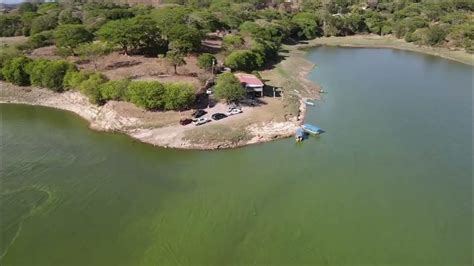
[304,99,315,106]
[295,128,304,142]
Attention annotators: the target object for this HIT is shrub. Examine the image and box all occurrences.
[222,34,244,51]
[214,72,245,103]
[99,79,130,101]
[79,73,108,104]
[26,59,75,91]
[126,81,165,110]
[63,71,90,90]
[30,13,59,35]
[197,53,216,71]
[1,56,32,86]
[28,30,55,49]
[42,60,76,91]
[163,82,196,110]
[26,58,50,86]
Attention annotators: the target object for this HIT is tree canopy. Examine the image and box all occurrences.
[214,72,246,103]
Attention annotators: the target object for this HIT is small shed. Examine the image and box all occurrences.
[234,73,264,97]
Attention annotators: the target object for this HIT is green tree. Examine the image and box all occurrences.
[214,72,246,103]
[30,13,59,35]
[222,34,244,51]
[166,50,186,74]
[18,2,37,14]
[291,12,321,39]
[224,50,262,72]
[55,24,94,53]
[126,81,165,110]
[97,19,134,54]
[58,9,82,25]
[76,42,114,70]
[197,53,216,71]
[167,24,203,53]
[97,16,166,55]
[1,56,32,86]
[0,15,23,37]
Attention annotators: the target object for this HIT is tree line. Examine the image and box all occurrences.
[1,55,195,110]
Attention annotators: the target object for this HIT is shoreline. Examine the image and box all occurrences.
[291,35,473,66]
[2,35,471,150]
[0,83,303,150]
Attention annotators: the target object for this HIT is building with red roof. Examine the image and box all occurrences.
[234,73,265,97]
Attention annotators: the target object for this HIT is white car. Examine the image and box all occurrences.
[206,88,213,95]
[194,117,209,126]
[226,109,242,116]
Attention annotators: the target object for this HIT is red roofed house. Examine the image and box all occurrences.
[234,73,264,97]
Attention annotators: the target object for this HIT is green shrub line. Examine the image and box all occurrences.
[1,56,196,111]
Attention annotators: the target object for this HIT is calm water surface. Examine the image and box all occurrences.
[1,47,472,265]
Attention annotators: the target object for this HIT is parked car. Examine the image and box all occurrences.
[211,113,227,120]
[226,108,242,116]
[227,103,241,112]
[192,109,207,118]
[206,87,213,95]
[194,117,209,126]
[179,118,193,126]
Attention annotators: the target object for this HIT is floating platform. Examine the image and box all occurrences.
[302,124,322,135]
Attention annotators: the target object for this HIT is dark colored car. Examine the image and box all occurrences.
[192,109,207,118]
[179,118,193,125]
[211,113,227,120]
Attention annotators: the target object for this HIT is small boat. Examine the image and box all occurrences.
[319,89,327,93]
[302,124,322,135]
[295,128,304,142]
[304,99,315,106]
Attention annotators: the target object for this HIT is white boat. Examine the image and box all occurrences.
[304,99,315,106]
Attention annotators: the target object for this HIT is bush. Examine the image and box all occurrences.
[126,81,165,110]
[42,60,76,91]
[224,50,262,72]
[79,73,108,104]
[28,30,55,49]
[63,71,90,90]
[26,59,75,91]
[99,79,130,101]
[163,82,195,110]
[26,58,50,86]
[197,53,216,71]
[222,34,244,51]
[30,13,59,35]
[214,72,246,103]
[1,56,32,86]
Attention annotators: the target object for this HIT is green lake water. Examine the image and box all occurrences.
[1,47,472,265]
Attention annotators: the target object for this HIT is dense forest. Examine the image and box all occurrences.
[1,0,473,108]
